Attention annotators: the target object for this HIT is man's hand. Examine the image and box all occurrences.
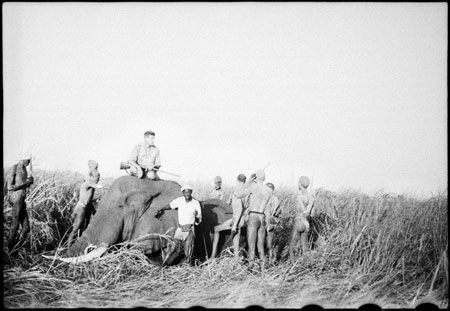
[26,176,34,185]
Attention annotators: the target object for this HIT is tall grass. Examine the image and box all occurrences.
[2,170,448,308]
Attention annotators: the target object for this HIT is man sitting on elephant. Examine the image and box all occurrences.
[128,130,161,180]
[154,184,202,263]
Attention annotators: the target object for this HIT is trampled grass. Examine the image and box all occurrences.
[2,169,448,308]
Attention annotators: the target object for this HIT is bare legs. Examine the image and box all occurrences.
[247,213,266,267]
[8,196,30,251]
[211,218,242,259]
[68,204,86,247]
[289,217,310,261]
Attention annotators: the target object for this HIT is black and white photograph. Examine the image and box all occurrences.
[3,2,447,308]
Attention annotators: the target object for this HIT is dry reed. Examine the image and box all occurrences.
[2,170,448,308]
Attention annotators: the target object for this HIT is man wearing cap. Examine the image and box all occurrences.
[210,173,249,259]
[154,185,202,263]
[5,152,34,251]
[265,182,282,262]
[128,131,161,180]
[209,176,226,201]
[241,169,272,268]
[289,176,314,261]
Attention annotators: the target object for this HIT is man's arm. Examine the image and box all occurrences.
[305,195,314,216]
[241,174,256,195]
[273,197,282,217]
[6,172,33,192]
[194,202,202,224]
[85,181,105,190]
[154,148,161,169]
[154,201,174,218]
[128,145,140,166]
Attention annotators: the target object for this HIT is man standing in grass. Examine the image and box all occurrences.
[289,176,314,261]
[242,169,272,269]
[264,182,282,263]
[154,185,202,264]
[5,152,34,251]
[210,173,249,259]
[209,176,226,201]
[128,131,161,180]
[68,169,104,246]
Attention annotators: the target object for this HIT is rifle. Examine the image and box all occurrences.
[120,162,181,178]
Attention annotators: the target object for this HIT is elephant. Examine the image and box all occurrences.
[48,176,245,265]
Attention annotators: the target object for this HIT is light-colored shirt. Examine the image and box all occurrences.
[129,143,161,168]
[169,197,202,226]
[209,188,226,201]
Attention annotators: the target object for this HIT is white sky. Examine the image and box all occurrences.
[3,2,448,197]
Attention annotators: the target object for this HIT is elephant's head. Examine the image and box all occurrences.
[61,176,182,262]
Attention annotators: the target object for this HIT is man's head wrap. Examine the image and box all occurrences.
[255,169,265,181]
[299,176,310,188]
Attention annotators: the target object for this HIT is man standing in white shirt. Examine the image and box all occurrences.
[154,185,202,263]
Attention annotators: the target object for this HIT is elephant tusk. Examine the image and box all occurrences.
[42,244,108,264]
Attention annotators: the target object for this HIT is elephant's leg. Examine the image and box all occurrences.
[211,219,232,259]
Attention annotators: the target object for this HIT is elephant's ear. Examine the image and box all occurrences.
[123,192,154,241]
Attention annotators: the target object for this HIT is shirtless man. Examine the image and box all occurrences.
[242,169,272,268]
[128,131,161,180]
[210,174,249,259]
[264,182,281,262]
[67,169,104,246]
[209,176,226,201]
[289,176,314,261]
[6,152,34,251]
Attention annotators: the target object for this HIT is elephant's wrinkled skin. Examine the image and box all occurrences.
[65,176,244,264]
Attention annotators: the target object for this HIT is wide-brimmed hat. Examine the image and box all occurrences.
[181,184,193,192]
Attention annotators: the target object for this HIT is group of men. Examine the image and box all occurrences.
[5,130,314,265]
[207,172,315,264]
